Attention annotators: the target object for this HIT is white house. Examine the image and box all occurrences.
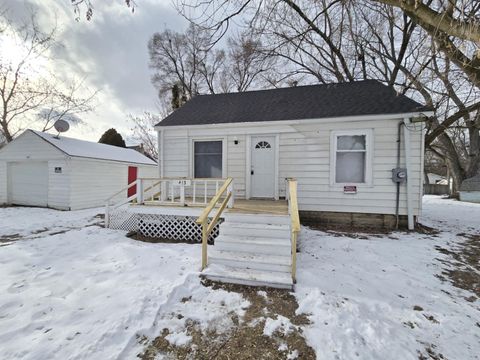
[154,80,432,230]
[105,80,432,289]
[0,129,157,210]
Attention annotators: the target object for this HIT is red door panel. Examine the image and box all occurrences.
[127,166,138,197]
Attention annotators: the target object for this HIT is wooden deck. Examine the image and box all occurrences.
[141,198,288,215]
[227,199,288,215]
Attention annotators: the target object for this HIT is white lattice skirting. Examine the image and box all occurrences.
[108,209,220,243]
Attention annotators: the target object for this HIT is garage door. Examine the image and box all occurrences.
[8,162,48,207]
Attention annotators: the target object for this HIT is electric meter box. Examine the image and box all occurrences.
[392,168,407,183]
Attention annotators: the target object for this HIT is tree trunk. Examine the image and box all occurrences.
[437,133,465,195]
[0,117,13,143]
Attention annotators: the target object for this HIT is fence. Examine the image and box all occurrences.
[424,184,449,195]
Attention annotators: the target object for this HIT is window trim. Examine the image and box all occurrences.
[330,129,373,186]
[190,138,226,179]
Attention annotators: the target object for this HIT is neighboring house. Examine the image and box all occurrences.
[459,174,480,203]
[425,173,447,185]
[424,173,450,195]
[0,130,157,210]
[155,80,432,230]
[127,144,155,161]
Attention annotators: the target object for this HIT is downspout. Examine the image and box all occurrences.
[403,118,414,230]
[395,121,403,229]
[158,129,166,201]
[158,129,164,178]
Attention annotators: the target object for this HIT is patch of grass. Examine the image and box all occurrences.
[138,280,315,360]
[435,233,480,299]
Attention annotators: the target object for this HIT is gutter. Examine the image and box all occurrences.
[153,111,435,131]
[403,117,414,230]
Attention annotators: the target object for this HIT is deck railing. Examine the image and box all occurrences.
[286,178,301,283]
[137,177,229,206]
[105,177,234,228]
[196,177,234,270]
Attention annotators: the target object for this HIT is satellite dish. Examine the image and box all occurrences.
[54,119,70,133]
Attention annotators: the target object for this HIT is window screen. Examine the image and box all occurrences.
[194,141,222,178]
[335,135,366,183]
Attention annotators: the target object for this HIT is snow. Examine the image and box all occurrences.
[0,206,102,239]
[30,130,156,165]
[164,331,191,347]
[295,195,480,360]
[263,315,296,336]
[120,274,250,357]
[0,208,198,360]
[0,196,479,360]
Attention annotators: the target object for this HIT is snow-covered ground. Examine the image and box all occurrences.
[296,195,480,360]
[0,196,479,359]
[0,208,200,360]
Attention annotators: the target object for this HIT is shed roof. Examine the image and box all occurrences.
[157,80,431,127]
[31,130,156,165]
[460,174,480,191]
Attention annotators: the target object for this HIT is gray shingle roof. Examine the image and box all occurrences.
[156,80,431,127]
[460,174,480,191]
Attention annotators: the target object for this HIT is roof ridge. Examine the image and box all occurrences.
[194,79,381,98]
[28,129,156,165]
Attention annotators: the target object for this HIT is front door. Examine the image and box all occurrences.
[251,136,275,198]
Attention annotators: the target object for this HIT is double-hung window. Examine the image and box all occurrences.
[194,140,223,178]
[332,130,372,184]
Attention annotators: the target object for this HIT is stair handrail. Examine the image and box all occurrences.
[287,178,301,283]
[105,179,138,227]
[196,177,234,270]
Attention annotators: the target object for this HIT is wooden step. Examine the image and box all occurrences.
[209,249,291,272]
[220,222,290,238]
[223,213,290,226]
[203,263,293,290]
[215,235,291,256]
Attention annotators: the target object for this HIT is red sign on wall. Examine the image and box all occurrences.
[344,185,357,194]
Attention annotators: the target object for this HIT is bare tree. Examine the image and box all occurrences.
[376,0,480,89]
[0,12,96,143]
[226,32,273,91]
[38,79,98,132]
[177,0,479,193]
[70,0,136,21]
[148,23,277,107]
[128,111,160,161]
[148,24,221,100]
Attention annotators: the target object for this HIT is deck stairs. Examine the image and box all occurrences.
[203,212,294,289]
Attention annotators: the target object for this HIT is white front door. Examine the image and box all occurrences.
[250,136,275,198]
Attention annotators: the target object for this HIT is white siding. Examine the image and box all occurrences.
[159,116,424,216]
[0,131,65,161]
[69,158,157,210]
[47,160,71,210]
[0,161,6,204]
[138,165,159,178]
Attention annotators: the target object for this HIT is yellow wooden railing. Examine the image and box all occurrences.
[196,177,234,270]
[287,179,301,283]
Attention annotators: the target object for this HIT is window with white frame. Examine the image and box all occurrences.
[332,131,371,184]
[194,140,223,178]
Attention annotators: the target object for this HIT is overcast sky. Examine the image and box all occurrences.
[5,0,187,142]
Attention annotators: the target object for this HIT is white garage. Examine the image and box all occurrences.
[0,129,158,210]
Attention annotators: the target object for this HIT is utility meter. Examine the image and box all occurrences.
[392,168,407,183]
